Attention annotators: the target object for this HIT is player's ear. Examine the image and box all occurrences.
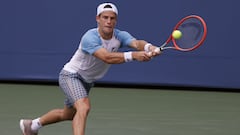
[96,15,100,23]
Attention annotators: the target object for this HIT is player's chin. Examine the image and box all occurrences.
[103,29,114,34]
[104,26,113,31]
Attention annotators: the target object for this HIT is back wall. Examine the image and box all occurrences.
[1,0,239,89]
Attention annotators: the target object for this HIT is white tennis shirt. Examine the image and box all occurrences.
[63,28,135,83]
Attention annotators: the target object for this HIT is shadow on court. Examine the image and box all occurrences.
[0,83,240,135]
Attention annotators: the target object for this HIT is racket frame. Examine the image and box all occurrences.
[160,15,207,52]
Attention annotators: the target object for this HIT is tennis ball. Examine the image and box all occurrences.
[172,30,182,39]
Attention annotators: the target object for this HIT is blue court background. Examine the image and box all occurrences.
[0,0,239,89]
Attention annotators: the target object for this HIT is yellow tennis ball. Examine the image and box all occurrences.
[172,30,182,39]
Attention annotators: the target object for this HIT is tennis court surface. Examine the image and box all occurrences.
[0,83,240,135]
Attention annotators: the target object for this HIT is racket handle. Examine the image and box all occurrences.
[159,47,163,51]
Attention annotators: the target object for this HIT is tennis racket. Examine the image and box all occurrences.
[158,15,207,52]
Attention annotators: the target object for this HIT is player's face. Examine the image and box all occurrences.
[96,11,117,39]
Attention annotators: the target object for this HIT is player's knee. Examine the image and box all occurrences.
[62,111,75,120]
[78,104,91,116]
[74,99,91,117]
[57,108,75,120]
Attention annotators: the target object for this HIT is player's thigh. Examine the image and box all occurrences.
[59,70,92,103]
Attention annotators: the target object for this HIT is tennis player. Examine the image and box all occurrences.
[20,2,160,135]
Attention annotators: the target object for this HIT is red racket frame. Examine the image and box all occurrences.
[164,15,207,51]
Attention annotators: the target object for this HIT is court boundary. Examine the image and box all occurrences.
[0,79,239,93]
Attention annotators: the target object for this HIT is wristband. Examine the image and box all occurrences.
[123,52,133,62]
[144,43,152,52]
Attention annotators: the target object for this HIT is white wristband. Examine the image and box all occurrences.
[123,52,133,62]
[144,43,152,52]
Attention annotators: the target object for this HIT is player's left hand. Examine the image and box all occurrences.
[149,45,161,56]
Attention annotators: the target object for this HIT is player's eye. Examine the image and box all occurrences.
[102,16,109,20]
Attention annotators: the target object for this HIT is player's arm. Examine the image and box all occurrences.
[93,39,161,64]
[129,40,161,55]
[93,48,152,64]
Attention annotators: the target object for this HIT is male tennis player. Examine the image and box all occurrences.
[20,2,160,135]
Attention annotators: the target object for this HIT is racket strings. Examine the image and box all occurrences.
[175,18,205,50]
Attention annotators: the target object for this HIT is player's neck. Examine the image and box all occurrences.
[98,28,113,40]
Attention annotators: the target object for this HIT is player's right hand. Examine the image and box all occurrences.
[132,51,152,62]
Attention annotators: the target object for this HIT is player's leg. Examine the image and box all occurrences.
[59,70,93,135]
[39,105,76,126]
[20,105,76,135]
[72,97,91,135]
